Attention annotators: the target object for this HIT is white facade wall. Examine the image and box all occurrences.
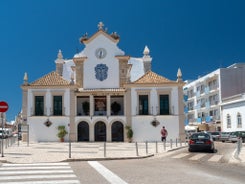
[27,88,71,142]
[27,89,70,116]
[83,35,124,89]
[130,86,181,142]
[131,87,179,116]
[28,117,70,142]
[132,116,180,142]
[221,98,245,132]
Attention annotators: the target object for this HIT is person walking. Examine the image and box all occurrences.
[161,126,168,142]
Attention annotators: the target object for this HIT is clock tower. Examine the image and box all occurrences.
[74,22,128,89]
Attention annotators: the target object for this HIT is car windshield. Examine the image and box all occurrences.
[221,132,230,135]
[211,132,220,135]
[191,133,210,139]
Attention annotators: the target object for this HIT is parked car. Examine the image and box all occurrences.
[219,132,231,142]
[188,132,215,153]
[239,131,245,143]
[208,131,221,141]
[229,131,239,143]
[0,129,7,139]
[229,131,245,143]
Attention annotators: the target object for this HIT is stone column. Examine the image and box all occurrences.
[69,89,76,141]
[89,95,94,141]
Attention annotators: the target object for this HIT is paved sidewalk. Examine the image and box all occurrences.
[0,141,187,164]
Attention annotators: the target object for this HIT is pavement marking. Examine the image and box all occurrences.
[0,169,73,175]
[0,166,71,170]
[172,153,189,158]
[88,161,128,184]
[0,180,80,184]
[208,155,223,162]
[0,174,77,181]
[2,163,69,167]
[0,163,80,184]
[188,153,206,160]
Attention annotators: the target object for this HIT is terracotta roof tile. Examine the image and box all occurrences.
[30,71,70,86]
[133,71,176,84]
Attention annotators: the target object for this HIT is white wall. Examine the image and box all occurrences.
[27,89,70,116]
[130,86,181,142]
[28,117,70,142]
[131,87,180,116]
[83,34,124,89]
[222,100,245,132]
[132,116,180,142]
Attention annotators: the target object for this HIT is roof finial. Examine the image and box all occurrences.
[70,72,75,85]
[143,45,150,56]
[142,46,152,73]
[57,49,63,59]
[23,72,28,85]
[177,68,183,82]
[98,21,104,30]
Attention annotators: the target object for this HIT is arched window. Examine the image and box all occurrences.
[237,113,242,128]
[227,114,231,128]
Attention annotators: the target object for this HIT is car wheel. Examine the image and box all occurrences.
[242,138,245,143]
[188,148,192,152]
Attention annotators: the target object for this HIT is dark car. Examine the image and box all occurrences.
[188,132,215,152]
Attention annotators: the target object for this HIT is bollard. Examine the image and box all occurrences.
[135,142,139,156]
[176,138,178,147]
[237,138,242,155]
[156,141,158,153]
[104,142,106,157]
[180,138,182,147]
[163,141,166,151]
[170,139,173,149]
[69,139,71,158]
[145,141,148,155]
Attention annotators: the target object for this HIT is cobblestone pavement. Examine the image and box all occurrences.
[1,140,244,164]
[0,141,187,163]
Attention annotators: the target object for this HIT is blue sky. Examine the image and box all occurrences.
[0,0,245,121]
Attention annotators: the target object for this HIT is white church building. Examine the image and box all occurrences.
[21,22,185,142]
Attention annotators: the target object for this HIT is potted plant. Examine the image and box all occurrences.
[125,125,133,143]
[82,101,90,115]
[57,125,68,142]
[111,101,121,115]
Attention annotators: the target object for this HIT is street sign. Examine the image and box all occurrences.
[0,101,8,112]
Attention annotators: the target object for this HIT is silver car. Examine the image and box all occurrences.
[219,132,231,142]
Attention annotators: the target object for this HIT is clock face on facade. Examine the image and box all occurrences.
[95,48,107,59]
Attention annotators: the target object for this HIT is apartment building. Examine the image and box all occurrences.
[184,63,245,131]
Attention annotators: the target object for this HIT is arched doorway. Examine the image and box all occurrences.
[77,121,89,141]
[94,121,106,141]
[111,121,124,142]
